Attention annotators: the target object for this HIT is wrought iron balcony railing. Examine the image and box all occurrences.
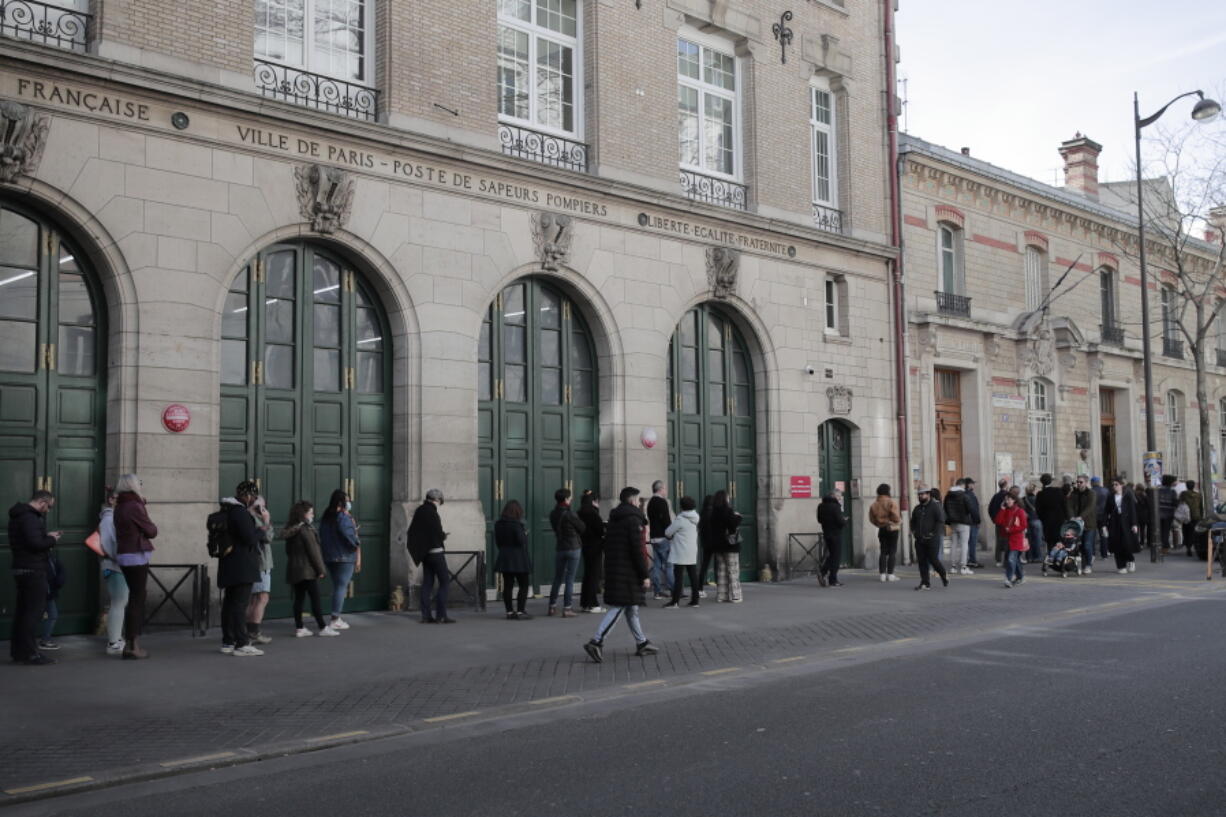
[497,123,589,173]
[1217,347,1226,368]
[253,59,378,121]
[680,168,748,211]
[0,0,90,52]
[1163,336,1184,359]
[812,203,846,235]
[935,290,971,318]
[1100,322,1125,346]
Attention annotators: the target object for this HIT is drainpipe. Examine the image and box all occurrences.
[883,0,910,521]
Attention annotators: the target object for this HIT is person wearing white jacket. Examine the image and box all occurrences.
[663,497,701,608]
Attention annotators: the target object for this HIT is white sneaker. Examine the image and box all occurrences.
[219,645,234,655]
[698,591,707,599]
[1003,579,1012,588]
[106,640,125,655]
[1083,566,1092,575]
[317,626,340,637]
[887,574,899,582]
[1128,562,1136,573]
[294,628,312,638]
[879,574,888,582]
[233,645,264,656]
[589,606,606,613]
[1117,568,1128,574]
[330,617,350,630]
[960,567,973,575]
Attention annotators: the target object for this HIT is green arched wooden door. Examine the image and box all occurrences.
[219,243,392,615]
[0,204,105,637]
[667,305,757,579]
[478,279,598,587]
[818,419,853,566]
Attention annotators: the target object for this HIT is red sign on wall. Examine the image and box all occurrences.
[789,476,812,498]
[162,403,191,433]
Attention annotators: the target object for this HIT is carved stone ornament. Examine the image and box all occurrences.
[1089,356,1105,379]
[1022,322,1056,376]
[827,384,853,416]
[706,246,740,299]
[0,101,50,184]
[1060,351,1077,372]
[983,335,1001,361]
[532,211,574,271]
[918,325,939,354]
[294,163,355,235]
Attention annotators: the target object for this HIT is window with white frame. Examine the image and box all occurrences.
[1028,379,1054,475]
[1161,285,1179,342]
[677,34,739,179]
[810,80,837,207]
[938,224,964,294]
[255,0,371,83]
[1167,390,1186,479]
[1099,267,1118,327]
[824,276,848,336]
[1024,246,1046,311]
[497,0,580,136]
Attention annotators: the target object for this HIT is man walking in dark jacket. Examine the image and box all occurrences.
[1035,473,1067,551]
[8,490,60,665]
[964,478,984,568]
[911,486,948,591]
[218,481,264,656]
[1157,474,1178,554]
[584,487,657,662]
[646,481,673,599]
[548,488,585,617]
[408,488,453,623]
[944,479,973,574]
[817,490,847,587]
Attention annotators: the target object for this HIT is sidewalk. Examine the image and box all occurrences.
[2,556,1219,802]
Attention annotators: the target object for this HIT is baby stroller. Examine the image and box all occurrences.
[1042,518,1084,577]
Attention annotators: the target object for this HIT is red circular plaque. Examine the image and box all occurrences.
[162,403,191,433]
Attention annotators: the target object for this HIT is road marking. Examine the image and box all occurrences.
[306,730,369,743]
[423,711,479,724]
[772,656,807,663]
[701,667,740,676]
[624,680,666,689]
[890,638,917,645]
[4,777,94,795]
[159,751,237,768]
[529,695,580,706]
[835,646,867,654]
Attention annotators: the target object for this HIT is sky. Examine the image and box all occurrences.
[896,1,1226,190]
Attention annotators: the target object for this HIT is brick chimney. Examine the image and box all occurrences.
[1058,133,1103,200]
[1207,205,1226,244]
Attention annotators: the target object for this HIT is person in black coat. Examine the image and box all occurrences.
[583,487,657,663]
[407,489,452,623]
[494,500,532,619]
[1035,473,1067,550]
[910,486,948,590]
[217,481,263,655]
[1104,479,1139,573]
[7,490,61,665]
[577,490,606,613]
[817,491,847,587]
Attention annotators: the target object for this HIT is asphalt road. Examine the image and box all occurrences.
[12,589,1225,817]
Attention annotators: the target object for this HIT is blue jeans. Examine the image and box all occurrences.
[1005,550,1025,583]
[41,598,58,640]
[104,570,130,644]
[549,549,581,608]
[420,552,450,621]
[650,539,673,594]
[1027,519,1044,561]
[326,560,356,617]
[968,525,980,564]
[593,604,646,645]
[1080,528,1096,568]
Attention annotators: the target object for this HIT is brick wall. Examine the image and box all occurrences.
[96,0,252,76]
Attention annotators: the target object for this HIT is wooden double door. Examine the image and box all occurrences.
[935,367,964,489]
[0,204,105,637]
[219,243,392,615]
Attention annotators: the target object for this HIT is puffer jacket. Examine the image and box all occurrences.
[602,502,649,607]
[869,495,901,532]
[7,502,55,571]
[216,498,261,588]
[280,522,326,585]
[664,509,699,565]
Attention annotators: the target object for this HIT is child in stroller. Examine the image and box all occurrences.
[1043,518,1084,577]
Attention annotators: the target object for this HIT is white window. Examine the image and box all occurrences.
[1029,380,1054,475]
[1161,285,1179,342]
[810,81,837,207]
[1099,267,1117,327]
[938,224,964,294]
[1024,247,1045,311]
[498,0,580,136]
[678,34,739,179]
[255,0,371,83]
[1167,391,1186,479]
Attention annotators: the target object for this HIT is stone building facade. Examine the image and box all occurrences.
[0,0,901,634]
[901,133,1226,503]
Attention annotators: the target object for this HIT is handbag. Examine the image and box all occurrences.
[84,529,104,557]
[1175,502,1191,525]
[726,531,743,550]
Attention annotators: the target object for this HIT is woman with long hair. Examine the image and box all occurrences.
[280,500,339,636]
[113,474,156,659]
[318,488,360,630]
[697,494,716,594]
[709,490,743,603]
[494,500,532,619]
[577,490,606,613]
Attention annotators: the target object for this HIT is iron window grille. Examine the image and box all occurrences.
[253,58,378,121]
[935,290,971,318]
[679,168,747,211]
[497,122,588,173]
[0,0,90,52]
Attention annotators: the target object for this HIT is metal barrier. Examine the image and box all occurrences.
[143,563,209,636]
[784,532,825,580]
[438,550,486,612]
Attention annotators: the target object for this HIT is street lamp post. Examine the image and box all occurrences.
[1133,90,1221,562]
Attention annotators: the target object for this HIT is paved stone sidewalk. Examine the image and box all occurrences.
[1,558,1217,801]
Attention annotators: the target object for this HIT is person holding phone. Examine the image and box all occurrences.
[7,489,61,665]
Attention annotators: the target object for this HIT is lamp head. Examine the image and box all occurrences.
[1192,93,1222,121]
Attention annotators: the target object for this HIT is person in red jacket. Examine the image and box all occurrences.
[994,492,1029,588]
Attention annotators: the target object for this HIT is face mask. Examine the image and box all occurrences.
[345,501,352,512]
[306,513,315,524]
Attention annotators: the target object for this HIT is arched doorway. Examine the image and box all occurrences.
[667,304,757,579]
[477,278,599,587]
[818,419,853,566]
[219,242,392,614]
[0,203,106,637]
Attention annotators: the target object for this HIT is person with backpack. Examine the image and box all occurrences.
[279,500,338,637]
[215,480,264,656]
[944,478,974,575]
[1178,480,1204,557]
[98,488,129,656]
[114,473,157,660]
[244,495,274,645]
[319,488,361,630]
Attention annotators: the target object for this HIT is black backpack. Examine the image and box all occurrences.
[206,507,234,559]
